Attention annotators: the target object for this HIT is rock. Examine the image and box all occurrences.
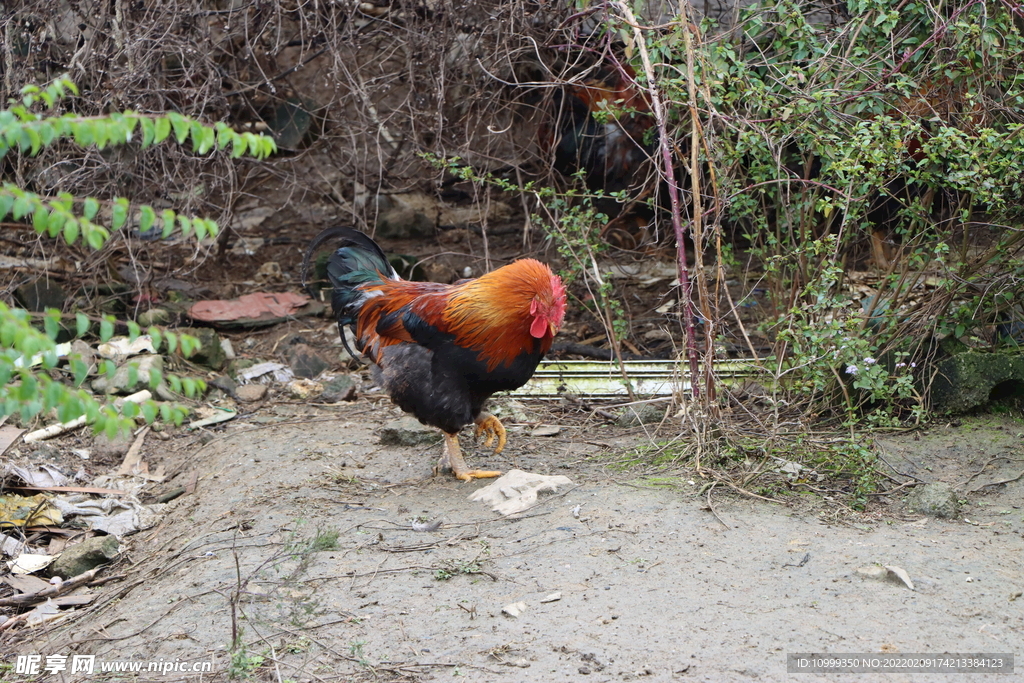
[322,375,357,402]
[91,354,163,395]
[137,308,170,327]
[92,432,133,459]
[68,339,96,373]
[15,278,67,312]
[179,327,226,370]
[220,337,236,360]
[531,425,562,437]
[904,482,959,518]
[286,378,323,399]
[49,535,120,579]
[235,384,268,402]
[287,343,331,378]
[379,417,439,446]
[374,192,437,239]
[501,601,527,618]
[929,351,1024,413]
[540,592,562,603]
[209,375,238,396]
[616,404,667,427]
[254,261,284,283]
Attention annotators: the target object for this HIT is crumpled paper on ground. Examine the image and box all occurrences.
[51,494,166,537]
[4,463,70,488]
[468,469,574,515]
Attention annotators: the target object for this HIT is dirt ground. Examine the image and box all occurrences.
[6,396,1023,683]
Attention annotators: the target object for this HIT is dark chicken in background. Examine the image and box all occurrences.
[303,227,567,481]
[539,64,659,248]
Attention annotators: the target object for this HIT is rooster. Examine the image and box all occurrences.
[303,227,567,481]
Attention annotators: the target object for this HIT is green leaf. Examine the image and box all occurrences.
[216,123,234,150]
[13,194,33,220]
[154,116,171,144]
[25,127,41,155]
[43,311,59,340]
[85,222,109,250]
[126,320,141,341]
[76,313,90,337]
[194,217,208,240]
[122,400,139,419]
[190,120,205,152]
[148,326,163,351]
[162,209,176,238]
[230,133,248,158]
[182,377,197,398]
[0,192,14,220]
[71,358,89,387]
[33,206,49,234]
[111,198,129,230]
[63,217,80,245]
[83,197,100,221]
[178,215,192,237]
[140,117,155,147]
[169,113,190,144]
[141,401,158,423]
[139,205,155,232]
[198,126,215,154]
[165,331,178,354]
[99,317,115,342]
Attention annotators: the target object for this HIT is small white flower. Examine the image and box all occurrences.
[846,364,858,375]
[125,130,132,143]
[895,362,907,368]
[910,362,916,368]
[864,357,876,365]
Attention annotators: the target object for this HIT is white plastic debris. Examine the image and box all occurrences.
[7,553,56,575]
[237,361,294,383]
[97,335,156,361]
[469,469,575,516]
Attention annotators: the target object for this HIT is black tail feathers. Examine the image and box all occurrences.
[302,227,398,360]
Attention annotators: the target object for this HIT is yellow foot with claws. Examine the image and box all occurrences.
[439,433,501,481]
[473,413,507,454]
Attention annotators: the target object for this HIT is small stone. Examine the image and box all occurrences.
[179,327,226,370]
[287,343,332,379]
[578,666,591,675]
[137,308,170,327]
[379,417,440,446]
[92,433,133,460]
[210,375,238,396]
[287,379,323,399]
[68,339,96,374]
[49,535,120,578]
[531,425,562,437]
[616,404,667,427]
[322,375,357,402]
[254,261,283,283]
[904,482,959,519]
[235,384,268,402]
[15,279,66,312]
[855,565,889,581]
[220,337,236,360]
[501,601,527,618]
[540,592,562,603]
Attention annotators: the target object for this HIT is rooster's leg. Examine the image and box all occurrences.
[437,433,501,482]
[473,413,507,454]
